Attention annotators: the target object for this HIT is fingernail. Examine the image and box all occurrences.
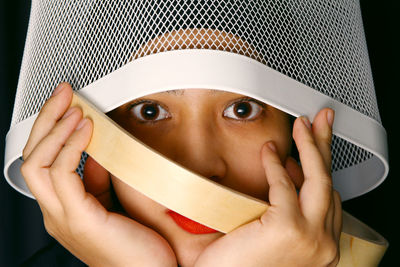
[62,107,77,119]
[301,116,311,130]
[267,142,277,152]
[327,109,335,128]
[75,118,88,130]
[52,84,65,96]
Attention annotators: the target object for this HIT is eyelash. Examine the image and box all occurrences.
[127,97,266,124]
[127,100,170,124]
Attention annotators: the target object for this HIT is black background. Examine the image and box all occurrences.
[1,1,399,266]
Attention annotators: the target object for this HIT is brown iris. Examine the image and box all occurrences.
[141,103,159,120]
[234,102,252,119]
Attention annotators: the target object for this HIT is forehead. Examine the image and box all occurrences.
[131,28,260,62]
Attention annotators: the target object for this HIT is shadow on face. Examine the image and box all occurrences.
[106,88,292,200]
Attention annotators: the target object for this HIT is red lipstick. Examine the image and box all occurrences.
[167,210,218,234]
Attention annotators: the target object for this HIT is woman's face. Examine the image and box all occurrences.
[106,89,292,264]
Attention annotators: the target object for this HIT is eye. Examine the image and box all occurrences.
[223,99,264,120]
[129,101,170,122]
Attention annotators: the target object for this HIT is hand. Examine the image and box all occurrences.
[21,83,177,267]
[194,108,342,267]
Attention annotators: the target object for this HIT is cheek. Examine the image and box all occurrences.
[219,132,269,200]
[218,121,291,201]
[111,175,166,226]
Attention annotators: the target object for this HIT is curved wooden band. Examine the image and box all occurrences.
[70,92,388,266]
[71,92,268,233]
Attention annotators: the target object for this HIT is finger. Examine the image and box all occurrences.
[50,117,93,215]
[20,106,83,210]
[284,156,304,189]
[332,190,342,243]
[22,82,73,160]
[311,108,334,172]
[24,107,83,168]
[83,156,113,210]
[20,163,62,213]
[261,141,300,219]
[293,116,333,223]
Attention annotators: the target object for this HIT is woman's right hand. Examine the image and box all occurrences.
[21,82,177,267]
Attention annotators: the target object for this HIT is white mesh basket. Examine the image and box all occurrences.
[4,0,388,201]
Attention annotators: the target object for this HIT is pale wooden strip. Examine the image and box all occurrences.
[338,211,388,267]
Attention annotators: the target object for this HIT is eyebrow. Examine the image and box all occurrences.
[162,89,223,95]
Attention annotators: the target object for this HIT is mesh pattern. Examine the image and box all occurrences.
[75,152,88,179]
[331,136,372,172]
[12,0,378,175]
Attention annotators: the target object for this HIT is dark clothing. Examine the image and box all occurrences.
[21,241,183,266]
[21,241,87,267]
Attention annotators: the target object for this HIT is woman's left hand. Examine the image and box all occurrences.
[194,108,342,267]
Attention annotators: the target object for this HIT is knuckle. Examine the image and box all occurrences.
[333,190,341,202]
[66,137,86,155]
[324,243,339,264]
[22,147,30,161]
[285,223,306,242]
[318,126,333,143]
[41,98,54,113]
[321,176,333,189]
[49,165,63,177]
[325,134,333,146]
[296,137,315,153]
[331,253,340,267]
[46,129,62,142]
[278,176,296,190]
[63,139,75,150]
[43,217,57,238]
[318,237,339,264]
[62,141,80,156]
[286,225,339,265]
[68,219,89,239]
[321,136,332,150]
[20,161,34,178]
[323,139,333,153]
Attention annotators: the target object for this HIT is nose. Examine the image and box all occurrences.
[168,117,227,181]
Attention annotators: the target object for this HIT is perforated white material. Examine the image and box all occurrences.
[7,0,386,198]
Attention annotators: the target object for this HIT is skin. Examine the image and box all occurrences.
[106,88,292,264]
[21,82,342,267]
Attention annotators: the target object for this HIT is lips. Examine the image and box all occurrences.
[167,210,218,234]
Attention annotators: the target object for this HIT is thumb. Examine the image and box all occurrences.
[83,155,113,209]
